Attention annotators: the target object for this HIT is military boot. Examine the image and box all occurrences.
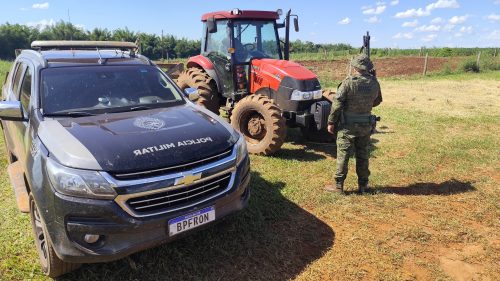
[358,181,370,194]
[325,181,344,193]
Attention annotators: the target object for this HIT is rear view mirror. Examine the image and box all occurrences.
[294,18,299,32]
[184,88,200,102]
[0,101,25,121]
[207,17,217,33]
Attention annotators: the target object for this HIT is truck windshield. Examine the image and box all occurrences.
[41,65,184,115]
[233,20,280,63]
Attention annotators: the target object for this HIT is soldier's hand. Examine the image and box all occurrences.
[327,124,335,134]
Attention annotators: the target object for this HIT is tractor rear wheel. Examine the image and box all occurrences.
[301,89,337,143]
[177,68,220,114]
[230,95,286,155]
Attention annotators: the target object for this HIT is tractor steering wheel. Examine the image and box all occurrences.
[243,43,255,51]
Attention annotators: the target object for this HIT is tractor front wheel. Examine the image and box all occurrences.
[230,95,286,155]
[177,68,220,114]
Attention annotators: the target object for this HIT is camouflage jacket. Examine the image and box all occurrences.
[328,73,382,125]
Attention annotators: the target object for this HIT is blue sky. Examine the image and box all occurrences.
[1,0,499,48]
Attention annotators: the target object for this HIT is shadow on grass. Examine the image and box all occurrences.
[377,179,476,196]
[273,147,327,161]
[61,172,335,281]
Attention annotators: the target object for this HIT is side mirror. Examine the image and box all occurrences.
[184,88,200,102]
[207,17,217,34]
[0,101,25,121]
[294,17,299,32]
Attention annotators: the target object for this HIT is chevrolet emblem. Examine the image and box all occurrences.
[175,173,202,185]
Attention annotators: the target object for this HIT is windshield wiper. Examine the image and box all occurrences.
[45,111,97,117]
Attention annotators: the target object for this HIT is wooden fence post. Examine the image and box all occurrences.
[494,49,497,57]
[476,51,481,69]
[423,52,429,76]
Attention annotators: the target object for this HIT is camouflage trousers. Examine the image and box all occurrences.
[335,126,371,185]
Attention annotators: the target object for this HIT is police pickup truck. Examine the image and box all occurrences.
[0,41,250,277]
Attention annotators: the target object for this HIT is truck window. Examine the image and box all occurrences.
[20,67,32,115]
[12,63,26,98]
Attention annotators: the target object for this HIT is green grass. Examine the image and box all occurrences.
[0,60,499,280]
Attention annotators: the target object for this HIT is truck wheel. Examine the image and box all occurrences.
[29,194,81,277]
[230,95,286,155]
[177,68,220,114]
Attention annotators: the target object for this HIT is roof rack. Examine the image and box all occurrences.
[31,41,138,51]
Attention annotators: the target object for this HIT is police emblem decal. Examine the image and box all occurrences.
[133,117,165,130]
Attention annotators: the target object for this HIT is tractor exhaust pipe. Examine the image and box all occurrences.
[284,9,291,61]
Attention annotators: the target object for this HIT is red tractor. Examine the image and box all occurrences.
[177,9,333,155]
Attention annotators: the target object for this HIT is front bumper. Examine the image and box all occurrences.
[44,156,250,264]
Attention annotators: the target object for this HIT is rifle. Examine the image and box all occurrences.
[361,31,381,134]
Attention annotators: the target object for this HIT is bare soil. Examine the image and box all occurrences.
[299,56,462,80]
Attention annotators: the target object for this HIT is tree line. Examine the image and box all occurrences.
[0,21,201,60]
[0,21,357,61]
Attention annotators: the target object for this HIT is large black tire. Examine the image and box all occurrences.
[301,89,337,143]
[176,68,220,114]
[29,194,81,277]
[230,95,286,155]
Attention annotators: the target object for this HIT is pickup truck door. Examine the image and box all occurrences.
[2,62,26,160]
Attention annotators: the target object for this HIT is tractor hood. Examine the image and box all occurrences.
[251,58,317,83]
[37,104,237,173]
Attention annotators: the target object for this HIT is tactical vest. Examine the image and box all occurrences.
[343,74,380,115]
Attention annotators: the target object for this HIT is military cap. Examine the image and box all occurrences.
[352,54,374,71]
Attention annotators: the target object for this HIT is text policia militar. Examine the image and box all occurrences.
[133,137,214,156]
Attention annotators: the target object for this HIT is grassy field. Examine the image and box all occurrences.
[0,61,499,280]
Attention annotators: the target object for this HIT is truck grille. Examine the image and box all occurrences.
[111,149,232,180]
[125,173,232,216]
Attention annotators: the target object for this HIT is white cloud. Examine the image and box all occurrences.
[449,15,469,24]
[365,16,381,23]
[454,26,473,37]
[390,0,399,6]
[394,0,459,18]
[362,5,386,15]
[32,2,49,9]
[487,14,500,22]
[26,18,55,29]
[484,30,500,40]
[430,17,443,24]
[443,24,456,32]
[393,32,414,39]
[338,17,351,25]
[415,24,442,32]
[395,8,430,18]
[402,19,419,27]
[426,0,459,11]
[421,34,438,42]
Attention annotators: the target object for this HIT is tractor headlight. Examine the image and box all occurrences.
[46,158,117,199]
[291,90,323,101]
[234,133,248,165]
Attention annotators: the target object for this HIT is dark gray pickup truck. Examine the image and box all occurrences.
[0,41,250,277]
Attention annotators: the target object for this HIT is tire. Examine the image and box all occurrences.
[29,194,81,277]
[176,67,220,114]
[230,95,286,155]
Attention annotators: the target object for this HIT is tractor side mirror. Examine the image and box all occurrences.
[0,101,25,122]
[294,17,299,32]
[207,17,217,33]
[184,88,200,102]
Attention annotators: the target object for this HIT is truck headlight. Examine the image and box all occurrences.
[46,158,117,199]
[291,90,323,101]
[235,133,248,165]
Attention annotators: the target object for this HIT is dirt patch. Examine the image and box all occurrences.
[439,245,486,281]
[299,56,462,80]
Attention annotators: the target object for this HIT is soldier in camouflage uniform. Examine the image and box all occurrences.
[325,54,382,193]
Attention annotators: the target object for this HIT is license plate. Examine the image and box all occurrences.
[168,206,215,236]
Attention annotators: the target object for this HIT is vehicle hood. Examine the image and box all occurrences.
[252,58,317,82]
[37,104,236,172]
